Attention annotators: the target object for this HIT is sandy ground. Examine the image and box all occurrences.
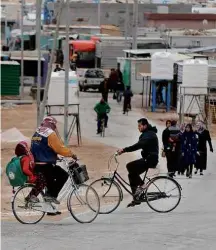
[1,104,137,221]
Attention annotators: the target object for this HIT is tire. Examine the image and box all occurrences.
[67,184,100,223]
[12,184,45,224]
[145,176,181,213]
[90,178,122,214]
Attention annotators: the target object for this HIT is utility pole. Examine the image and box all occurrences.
[40,1,64,121]
[124,0,129,49]
[36,0,42,126]
[64,0,70,145]
[98,0,101,28]
[132,0,138,50]
[20,0,24,99]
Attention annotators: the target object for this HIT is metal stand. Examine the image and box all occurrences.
[151,80,171,112]
[45,104,82,145]
[178,86,210,127]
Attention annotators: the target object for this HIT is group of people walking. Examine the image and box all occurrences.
[162,120,213,178]
[99,67,133,115]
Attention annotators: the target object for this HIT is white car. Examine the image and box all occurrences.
[79,68,105,92]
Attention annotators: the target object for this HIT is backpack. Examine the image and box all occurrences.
[6,156,28,187]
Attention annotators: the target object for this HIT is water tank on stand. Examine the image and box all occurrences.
[48,70,79,114]
[177,59,208,115]
[151,52,174,80]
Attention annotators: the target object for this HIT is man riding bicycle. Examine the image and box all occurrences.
[94,98,111,134]
[117,118,159,207]
[31,116,78,212]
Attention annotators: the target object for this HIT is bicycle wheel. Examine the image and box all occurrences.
[67,184,100,223]
[12,184,45,224]
[90,178,122,214]
[145,176,181,213]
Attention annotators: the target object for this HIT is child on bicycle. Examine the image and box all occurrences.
[94,98,111,134]
[15,141,46,203]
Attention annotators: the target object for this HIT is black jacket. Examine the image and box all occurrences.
[123,125,159,161]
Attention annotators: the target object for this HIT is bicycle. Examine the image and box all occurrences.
[90,153,182,214]
[11,158,100,224]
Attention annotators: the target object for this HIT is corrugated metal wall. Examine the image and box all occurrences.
[1,62,20,96]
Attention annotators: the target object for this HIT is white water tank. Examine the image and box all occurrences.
[151,52,174,80]
[48,71,79,114]
[181,59,208,95]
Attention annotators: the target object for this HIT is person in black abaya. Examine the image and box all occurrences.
[195,122,213,175]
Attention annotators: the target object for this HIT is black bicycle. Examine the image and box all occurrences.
[90,153,182,214]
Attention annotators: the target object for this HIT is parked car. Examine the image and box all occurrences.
[79,68,105,91]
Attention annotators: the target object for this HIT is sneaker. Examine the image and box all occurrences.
[194,170,198,174]
[127,200,141,208]
[44,196,60,205]
[200,172,203,176]
[47,211,62,216]
[25,195,39,203]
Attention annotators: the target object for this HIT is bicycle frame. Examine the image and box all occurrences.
[106,154,171,198]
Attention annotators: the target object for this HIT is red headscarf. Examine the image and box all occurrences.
[15,141,34,170]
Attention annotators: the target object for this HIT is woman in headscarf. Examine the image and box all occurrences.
[195,122,213,175]
[15,141,46,203]
[181,124,198,178]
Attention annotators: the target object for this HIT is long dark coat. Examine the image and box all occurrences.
[196,129,213,170]
[181,132,198,165]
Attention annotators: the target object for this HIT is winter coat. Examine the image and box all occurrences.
[123,125,159,165]
[181,131,198,165]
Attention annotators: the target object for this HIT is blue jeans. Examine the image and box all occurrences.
[97,114,108,132]
[116,91,123,103]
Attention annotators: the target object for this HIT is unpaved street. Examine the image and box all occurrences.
[1,93,216,250]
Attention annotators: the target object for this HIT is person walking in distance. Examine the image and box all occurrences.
[99,78,109,103]
[165,120,181,178]
[123,86,133,114]
[181,124,198,178]
[195,122,213,175]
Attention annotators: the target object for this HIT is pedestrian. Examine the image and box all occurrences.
[99,78,109,103]
[178,123,186,175]
[162,119,171,157]
[123,86,133,114]
[195,122,213,175]
[116,64,123,84]
[108,68,118,95]
[165,120,181,177]
[116,81,125,103]
[181,123,198,178]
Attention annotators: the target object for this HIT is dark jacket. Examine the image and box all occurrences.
[99,80,109,94]
[197,129,213,153]
[123,125,159,163]
[181,131,198,165]
[123,89,133,102]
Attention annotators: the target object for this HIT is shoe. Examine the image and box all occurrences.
[44,196,60,205]
[189,175,192,179]
[194,170,198,174]
[123,112,125,114]
[96,131,101,134]
[105,125,108,128]
[25,195,39,203]
[47,211,62,216]
[177,172,180,175]
[127,200,141,208]
[200,172,203,176]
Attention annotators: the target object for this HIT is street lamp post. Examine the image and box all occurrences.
[36,0,42,126]
[20,0,24,99]
[98,0,101,28]
[64,0,70,145]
